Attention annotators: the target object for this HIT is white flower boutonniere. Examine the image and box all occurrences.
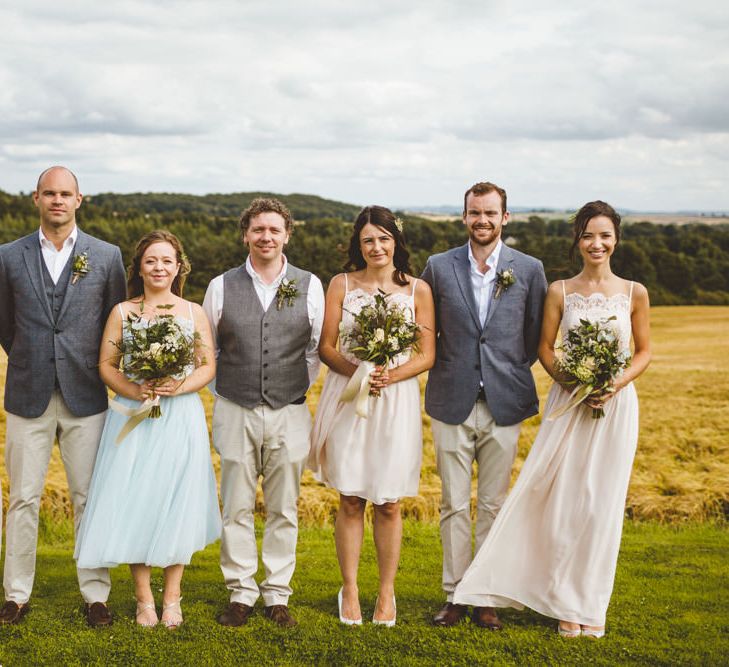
[71,252,90,285]
[276,278,299,310]
[494,267,515,299]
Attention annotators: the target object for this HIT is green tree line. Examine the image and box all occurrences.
[2,190,728,305]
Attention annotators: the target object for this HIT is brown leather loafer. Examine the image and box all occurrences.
[0,600,30,625]
[85,602,113,627]
[264,604,297,628]
[472,606,503,630]
[217,602,255,627]
[432,602,468,627]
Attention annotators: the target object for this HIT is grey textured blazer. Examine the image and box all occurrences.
[0,228,127,418]
[421,242,548,427]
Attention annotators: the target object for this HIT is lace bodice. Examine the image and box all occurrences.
[561,286,633,354]
[339,283,417,367]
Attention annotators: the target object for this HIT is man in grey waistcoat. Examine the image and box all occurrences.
[0,166,126,626]
[203,197,323,628]
[422,181,547,629]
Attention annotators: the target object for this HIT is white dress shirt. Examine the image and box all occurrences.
[203,255,325,388]
[39,225,78,284]
[468,239,503,328]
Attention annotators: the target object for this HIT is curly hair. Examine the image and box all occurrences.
[569,200,621,260]
[239,197,294,237]
[344,206,412,286]
[126,229,191,298]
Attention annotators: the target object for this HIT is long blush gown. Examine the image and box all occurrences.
[453,284,639,626]
[308,277,422,504]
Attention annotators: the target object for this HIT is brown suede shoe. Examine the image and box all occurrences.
[85,602,113,627]
[432,602,468,627]
[217,602,255,627]
[0,601,30,625]
[264,604,297,628]
[472,606,503,630]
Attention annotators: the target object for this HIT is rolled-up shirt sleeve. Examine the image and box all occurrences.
[306,275,325,387]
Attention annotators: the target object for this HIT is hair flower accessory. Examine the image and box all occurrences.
[494,267,515,299]
[394,217,404,232]
[71,252,90,285]
[276,278,299,310]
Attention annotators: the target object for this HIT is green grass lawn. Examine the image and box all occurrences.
[1,522,727,666]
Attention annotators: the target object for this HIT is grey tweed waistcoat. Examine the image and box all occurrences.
[216,264,312,409]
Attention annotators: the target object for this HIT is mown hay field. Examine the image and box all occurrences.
[1,306,727,524]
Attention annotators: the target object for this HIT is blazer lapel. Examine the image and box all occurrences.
[56,230,88,324]
[452,243,481,330]
[22,237,54,325]
[483,244,515,329]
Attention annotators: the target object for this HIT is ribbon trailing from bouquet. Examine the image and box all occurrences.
[340,360,375,418]
[109,396,161,444]
[545,384,593,421]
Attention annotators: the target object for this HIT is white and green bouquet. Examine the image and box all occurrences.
[339,290,420,417]
[548,316,631,420]
[114,304,199,420]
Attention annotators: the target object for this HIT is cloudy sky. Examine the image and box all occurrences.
[1,1,727,211]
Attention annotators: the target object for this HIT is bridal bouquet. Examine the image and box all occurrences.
[547,316,631,420]
[339,290,420,417]
[111,306,200,442]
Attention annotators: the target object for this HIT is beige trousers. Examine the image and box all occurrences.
[432,399,521,601]
[213,396,310,607]
[3,391,111,603]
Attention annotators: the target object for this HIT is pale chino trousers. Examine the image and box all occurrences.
[4,390,111,604]
[213,396,310,607]
[432,398,521,602]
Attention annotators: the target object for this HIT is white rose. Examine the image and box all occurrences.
[373,328,385,343]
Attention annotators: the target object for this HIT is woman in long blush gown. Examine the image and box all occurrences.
[453,201,651,638]
[309,206,435,626]
[75,231,221,628]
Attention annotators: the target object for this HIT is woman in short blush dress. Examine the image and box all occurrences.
[453,201,651,638]
[309,206,435,626]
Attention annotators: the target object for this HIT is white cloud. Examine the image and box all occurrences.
[0,0,727,210]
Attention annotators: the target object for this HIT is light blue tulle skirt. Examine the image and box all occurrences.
[75,392,222,568]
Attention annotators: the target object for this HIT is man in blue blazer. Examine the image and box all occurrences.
[0,166,126,626]
[422,181,547,629]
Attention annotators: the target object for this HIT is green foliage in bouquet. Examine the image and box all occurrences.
[341,290,421,367]
[114,304,200,417]
[553,315,632,419]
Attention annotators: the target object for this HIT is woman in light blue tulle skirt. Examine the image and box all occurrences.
[75,230,221,628]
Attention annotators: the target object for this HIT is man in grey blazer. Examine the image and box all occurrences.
[422,181,547,629]
[0,166,126,626]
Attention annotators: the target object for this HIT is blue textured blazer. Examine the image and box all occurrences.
[0,228,126,418]
[421,242,547,426]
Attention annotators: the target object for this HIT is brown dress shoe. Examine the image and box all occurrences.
[217,602,255,627]
[264,604,297,628]
[432,602,468,627]
[472,606,503,630]
[85,602,113,627]
[0,600,30,625]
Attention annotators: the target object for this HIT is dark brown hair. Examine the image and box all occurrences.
[127,230,191,298]
[344,206,412,286]
[239,197,294,237]
[463,181,507,215]
[569,200,621,260]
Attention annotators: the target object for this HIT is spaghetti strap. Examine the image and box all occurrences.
[344,272,349,293]
[628,280,634,304]
[411,277,418,297]
[188,300,194,320]
[561,280,567,306]
[117,303,125,319]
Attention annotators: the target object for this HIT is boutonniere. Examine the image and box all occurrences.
[276,278,299,310]
[71,252,90,285]
[494,267,515,299]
